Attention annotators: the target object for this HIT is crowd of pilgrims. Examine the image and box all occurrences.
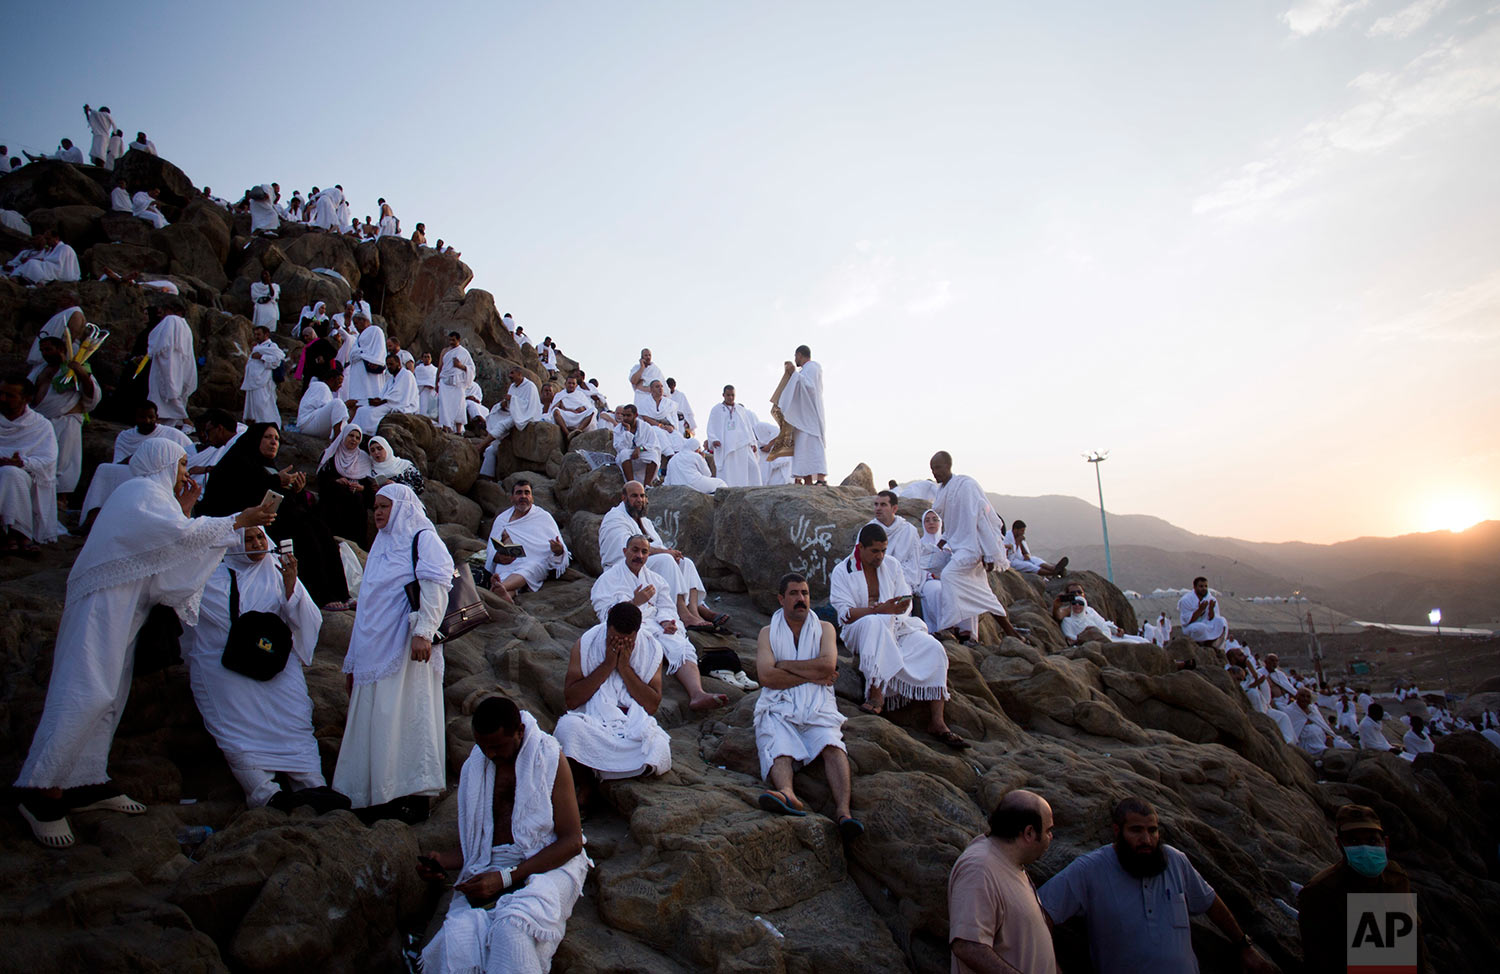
[3,108,1490,974]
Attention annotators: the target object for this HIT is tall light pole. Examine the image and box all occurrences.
[1084,451,1113,583]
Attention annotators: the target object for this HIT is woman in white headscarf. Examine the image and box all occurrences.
[316,426,376,543]
[332,484,454,819]
[184,524,327,809]
[918,509,951,635]
[13,439,277,848]
[367,435,424,493]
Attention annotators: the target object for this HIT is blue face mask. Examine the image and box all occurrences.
[1344,844,1388,878]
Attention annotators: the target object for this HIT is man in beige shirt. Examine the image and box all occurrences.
[947,790,1057,974]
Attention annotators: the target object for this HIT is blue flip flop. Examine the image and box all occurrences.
[758,791,807,817]
[838,816,866,840]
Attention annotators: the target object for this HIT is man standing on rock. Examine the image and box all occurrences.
[929,451,1027,645]
[948,790,1057,974]
[590,535,728,712]
[479,366,541,478]
[240,325,285,425]
[485,480,569,604]
[437,332,475,432]
[1297,804,1425,972]
[627,347,665,412]
[831,523,965,747]
[753,572,863,839]
[772,344,827,486]
[342,314,387,410]
[1039,797,1274,974]
[705,385,762,487]
[1178,576,1229,649]
[418,696,590,974]
[598,481,725,631]
[144,303,197,430]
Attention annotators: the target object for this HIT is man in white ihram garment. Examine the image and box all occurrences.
[665,377,696,434]
[245,184,280,235]
[8,229,81,284]
[295,367,349,440]
[81,401,194,522]
[484,480,570,604]
[83,104,114,166]
[250,270,280,331]
[480,366,541,478]
[1177,576,1229,649]
[627,348,665,412]
[333,484,453,820]
[591,535,729,713]
[548,372,595,437]
[145,306,198,429]
[663,439,727,494]
[773,345,827,486]
[352,352,419,434]
[0,375,60,552]
[414,352,439,419]
[29,324,101,509]
[240,325,285,425]
[1003,520,1068,578]
[131,189,169,229]
[13,440,277,847]
[611,405,662,485]
[598,480,723,630]
[437,332,476,432]
[183,524,330,808]
[110,179,133,213]
[639,380,683,458]
[555,601,671,785]
[867,489,922,594]
[752,572,863,839]
[1225,646,1295,744]
[832,523,967,748]
[308,185,341,231]
[418,696,590,974]
[929,452,1028,644]
[705,385,762,487]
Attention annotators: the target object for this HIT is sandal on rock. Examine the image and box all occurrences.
[706,669,738,685]
[837,815,866,840]
[19,803,75,848]
[322,600,356,612]
[758,791,807,817]
[709,612,731,627]
[731,671,759,691]
[72,793,147,814]
[933,730,971,750]
[1054,556,1069,576]
[686,623,716,633]
[859,702,883,716]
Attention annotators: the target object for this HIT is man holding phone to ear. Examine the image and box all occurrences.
[830,522,967,748]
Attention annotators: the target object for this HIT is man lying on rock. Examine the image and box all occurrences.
[418,696,590,974]
[753,572,865,840]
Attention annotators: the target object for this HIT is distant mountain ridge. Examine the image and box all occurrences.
[984,493,1500,627]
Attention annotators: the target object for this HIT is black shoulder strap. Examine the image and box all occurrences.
[411,531,422,573]
[228,569,239,621]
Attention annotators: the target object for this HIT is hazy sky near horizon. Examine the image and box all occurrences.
[4,0,1498,545]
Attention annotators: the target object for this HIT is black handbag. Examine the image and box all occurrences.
[220,570,294,680]
[133,604,184,674]
[405,531,488,643]
[363,360,385,374]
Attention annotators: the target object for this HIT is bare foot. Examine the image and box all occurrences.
[689,692,728,711]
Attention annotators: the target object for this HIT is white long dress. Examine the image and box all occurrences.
[184,536,325,806]
[146,315,198,426]
[250,281,281,330]
[705,403,761,487]
[932,474,1008,632]
[14,441,238,790]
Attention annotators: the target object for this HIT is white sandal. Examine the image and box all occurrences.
[707,670,737,685]
[20,804,75,848]
[732,672,759,691]
[72,793,147,815]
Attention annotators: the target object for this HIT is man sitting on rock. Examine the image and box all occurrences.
[351,352,419,435]
[1262,653,1296,707]
[1358,702,1397,752]
[479,366,540,478]
[131,188,170,230]
[1226,646,1295,743]
[1003,520,1068,578]
[754,572,864,838]
[661,438,728,494]
[554,602,672,790]
[80,400,194,524]
[296,365,349,440]
[418,696,590,974]
[611,404,663,485]
[599,481,725,631]
[1039,797,1274,974]
[7,228,81,285]
[1057,590,1150,645]
[484,480,570,604]
[240,325,285,425]
[1177,576,1228,649]
[1288,687,1352,754]
[833,523,966,747]
[548,371,595,438]
[639,380,683,459]
[591,535,728,712]
[862,490,922,594]
[0,375,59,555]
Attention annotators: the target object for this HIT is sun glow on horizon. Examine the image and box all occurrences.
[1419,494,1488,534]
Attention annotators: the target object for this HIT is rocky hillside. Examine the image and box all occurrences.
[2,157,1499,973]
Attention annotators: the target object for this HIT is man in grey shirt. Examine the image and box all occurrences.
[1038,797,1274,974]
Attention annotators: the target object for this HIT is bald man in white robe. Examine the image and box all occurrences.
[352,354,420,434]
[548,373,595,435]
[928,451,1026,643]
[705,386,761,487]
[773,345,826,485]
[599,481,718,628]
[627,349,665,412]
[480,367,541,479]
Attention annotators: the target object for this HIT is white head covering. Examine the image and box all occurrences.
[920,508,942,542]
[367,435,415,480]
[129,437,185,493]
[682,437,703,454]
[320,426,373,479]
[754,419,779,448]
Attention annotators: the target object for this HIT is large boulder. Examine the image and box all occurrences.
[0,160,109,212]
[271,263,349,324]
[99,211,157,248]
[179,199,232,266]
[112,149,197,207]
[153,223,229,290]
[423,481,482,533]
[26,204,106,252]
[839,462,876,494]
[554,452,625,516]
[374,239,474,347]
[495,421,563,476]
[84,242,170,279]
[278,232,360,295]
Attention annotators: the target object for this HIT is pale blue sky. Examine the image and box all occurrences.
[5,0,1497,543]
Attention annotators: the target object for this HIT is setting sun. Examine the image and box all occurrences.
[1420,494,1487,534]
